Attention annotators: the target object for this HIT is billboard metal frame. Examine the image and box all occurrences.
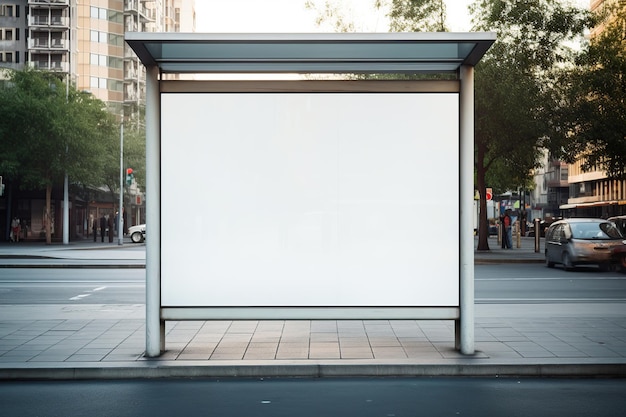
[126,32,495,357]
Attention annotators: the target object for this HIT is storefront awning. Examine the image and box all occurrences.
[560,201,622,210]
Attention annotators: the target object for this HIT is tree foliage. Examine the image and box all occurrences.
[470,0,591,250]
[378,0,448,32]
[548,4,626,179]
[100,119,146,200]
[304,0,357,32]
[0,68,118,243]
[305,0,448,32]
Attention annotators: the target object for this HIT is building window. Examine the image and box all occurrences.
[90,54,122,69]
[90,7,122,24]
[0,52,13,63]
[91,76,123,91]
[0,5,14,17]
[108,33,123,46]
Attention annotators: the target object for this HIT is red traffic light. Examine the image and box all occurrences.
[126,168,133,175]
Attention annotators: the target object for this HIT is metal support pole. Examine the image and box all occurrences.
[459,65,475,355]
[63,75,69,245]
[534,218,541,253]
[145,65,162,357]
[63,174,69,245]
[118,123,124,246]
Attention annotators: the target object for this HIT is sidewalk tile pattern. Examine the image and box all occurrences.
[2,318,626,364]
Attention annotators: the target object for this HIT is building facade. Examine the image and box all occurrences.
[0,0,195,241]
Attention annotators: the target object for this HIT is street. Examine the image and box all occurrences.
[1,264,625,305]
[475,264,626,303]
[0,269,144,304]
[1,256,625,414]
[1,377,625,417]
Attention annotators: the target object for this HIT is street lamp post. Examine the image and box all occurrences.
[118,122,124,246]
[63,76,70,245]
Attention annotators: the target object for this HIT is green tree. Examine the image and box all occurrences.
[100,121,146,202]
[548,5,626,179]
[470,0,591,250]
[305,0,447,32]
[378,0,448,32]
[304,0,357,32]
[0,69,117,243]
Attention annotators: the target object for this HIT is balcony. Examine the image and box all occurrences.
[29,60,69,72]
[28,38,68,50]
[546,178,569,188]
[29,15,69,27]
[124,0,156,22]
[28,0,69,7]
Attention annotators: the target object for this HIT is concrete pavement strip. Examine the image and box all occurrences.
[2,361,626,380]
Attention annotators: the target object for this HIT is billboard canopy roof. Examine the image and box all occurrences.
[125,32,495,74]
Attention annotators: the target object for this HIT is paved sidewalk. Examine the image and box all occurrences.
[1,237,625,379]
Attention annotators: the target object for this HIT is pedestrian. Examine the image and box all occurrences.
[500,214,506,249]
[11,217,21,243]
[108,215,114,243]
[123,209,128,235]
[92,216,97,242]
[503,210,513,249]
[100,215,107,243]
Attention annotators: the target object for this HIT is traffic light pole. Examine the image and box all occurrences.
[118,123,124,246]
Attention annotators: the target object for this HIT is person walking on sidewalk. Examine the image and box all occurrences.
[100,215,107,243]
[503,210,513,249]
[10,217,21,242]
[108,215,114,243]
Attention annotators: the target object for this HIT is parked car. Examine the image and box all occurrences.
[545,218,626,271]
[128,224,145,243]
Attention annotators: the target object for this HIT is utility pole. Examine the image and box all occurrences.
[63,75,70,245]
[118,122,124,246]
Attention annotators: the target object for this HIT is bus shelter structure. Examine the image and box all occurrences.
[125,32,495,357]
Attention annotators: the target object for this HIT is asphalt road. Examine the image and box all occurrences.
[1,377,625,417]
[475,264,626,303]
[0,264,625,305]
[0,269,144,304]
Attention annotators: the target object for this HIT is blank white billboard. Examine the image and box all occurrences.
[160,93,459,307]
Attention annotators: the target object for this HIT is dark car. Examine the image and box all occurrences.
[545,218,626,271]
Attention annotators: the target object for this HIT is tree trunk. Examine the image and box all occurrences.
[476,143,490,251]
[45,183,52,245]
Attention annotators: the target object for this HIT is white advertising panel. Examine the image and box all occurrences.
[160,93,459,307]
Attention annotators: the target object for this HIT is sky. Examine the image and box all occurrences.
[194,0,475,33]
[194,0,590,33]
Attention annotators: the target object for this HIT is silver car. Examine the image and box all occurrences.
[545,218,626,271]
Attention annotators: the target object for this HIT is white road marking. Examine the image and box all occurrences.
[69,286,107,301]
[69,294,92,301]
